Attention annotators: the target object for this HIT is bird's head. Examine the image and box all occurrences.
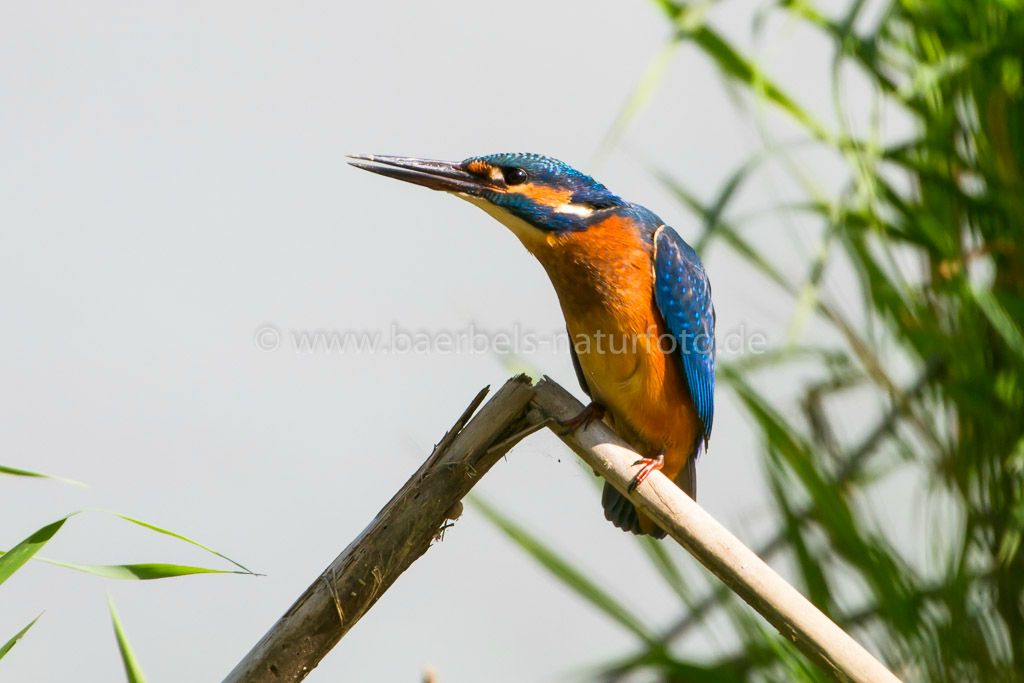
[349,153,624,244]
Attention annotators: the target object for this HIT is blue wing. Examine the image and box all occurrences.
[653,225,715,448]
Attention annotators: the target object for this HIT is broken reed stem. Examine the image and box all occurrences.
[223,375,535,683]
[225,374,900,683]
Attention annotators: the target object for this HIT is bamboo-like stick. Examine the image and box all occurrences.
[225,374,901,683]
[529,377,901,683]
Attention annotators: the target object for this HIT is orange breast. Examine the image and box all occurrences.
[528,215,700,480]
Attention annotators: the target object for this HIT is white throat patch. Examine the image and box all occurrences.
[455,193,551,249]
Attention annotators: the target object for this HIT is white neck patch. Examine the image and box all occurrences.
[553,203,595,218]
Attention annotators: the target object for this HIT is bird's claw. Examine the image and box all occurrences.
[628,453,665,493]
[557,402,606,435]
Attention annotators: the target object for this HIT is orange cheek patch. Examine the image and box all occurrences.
[512,184,573,208]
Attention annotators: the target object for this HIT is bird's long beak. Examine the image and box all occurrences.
[347,155,490,196]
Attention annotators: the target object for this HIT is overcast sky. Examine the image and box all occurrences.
[0,1,908,681]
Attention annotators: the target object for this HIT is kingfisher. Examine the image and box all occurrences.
[349,153,715,538]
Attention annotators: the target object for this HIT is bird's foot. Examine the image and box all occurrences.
[628,453,664,493]
[558,401,606,435]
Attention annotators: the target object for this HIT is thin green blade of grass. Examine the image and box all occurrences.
[470,495,658,645]
[634,536,691,604]
[766,466,834,613]
[113,513,256,574]
[693,159,758,253]
[972,287,1024,362]
[107,595,147,683]
[600,1,720,163]
[652,166,795,292]
[762,627,833,683]
[0,515,72,586]
[715,224,795,294]
[710,596,831,681]
[620,658,748,683]
[779,0,903,101]
[787,240,833,344]
[686,26,831,142]
[0,614,42,661]
[652,155,761,254]
[0,464,85,487]
[599,538,740,682]
[583,648,749,683]
[597,39,679,161]
[649,0,683,22]
[29,557,250,580]
[718,345,851,376]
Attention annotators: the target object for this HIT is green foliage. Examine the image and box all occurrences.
[112,514,256,575]
[480,0,1024,680]
[0,474,254,677]
[0,464,85,486]
[108,595,147,683]
[28,559,249,580]
[0,615,41,662]
[0,510,256,585]
[0,516,71,587]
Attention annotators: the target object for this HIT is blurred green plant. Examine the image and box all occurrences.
[481,0,1024,680]
[0,470,255,673]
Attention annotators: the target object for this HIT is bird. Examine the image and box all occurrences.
[349,153,715,538]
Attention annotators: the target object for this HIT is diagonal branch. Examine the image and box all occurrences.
[529,377,899,683]
[223,375,536,683]
[225,374,900,683]
[641,356,943,657]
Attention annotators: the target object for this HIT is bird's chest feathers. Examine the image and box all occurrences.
[535,218,665,395]
[547,242,654,349]
[488,209,697,456]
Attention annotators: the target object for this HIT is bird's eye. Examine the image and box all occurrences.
[503,167,529,185]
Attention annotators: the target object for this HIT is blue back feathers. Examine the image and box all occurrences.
[653,226,716,448]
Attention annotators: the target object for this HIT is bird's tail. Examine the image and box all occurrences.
[601,456,696,539]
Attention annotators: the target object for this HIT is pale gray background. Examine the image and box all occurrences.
[1,1,910,681]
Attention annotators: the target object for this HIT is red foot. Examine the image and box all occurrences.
[559,402,606,434]
[628,453,664,492]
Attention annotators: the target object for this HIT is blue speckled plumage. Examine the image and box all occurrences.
[470,153,608,190]
[653,226,716,447]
